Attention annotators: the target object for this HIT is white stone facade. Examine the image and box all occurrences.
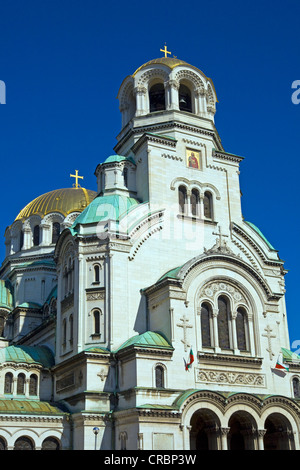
[0,56,299,450]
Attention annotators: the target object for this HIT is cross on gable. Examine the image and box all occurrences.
[160,43,171,58]
[70,169,84,188]
[177,314,193,352]
[213,225,229,247]
[262,325,276,360]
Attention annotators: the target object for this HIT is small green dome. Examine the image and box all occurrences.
[71,193,140,228]
[104,155,136,165]
[0,345,54,368]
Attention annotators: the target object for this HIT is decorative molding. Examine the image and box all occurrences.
[196,368,265,387]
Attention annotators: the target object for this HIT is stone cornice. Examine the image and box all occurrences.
[213,149,244,163]
[198,352,263,368]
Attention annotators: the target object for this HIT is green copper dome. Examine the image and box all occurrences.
[71,193,140,228]
[0,345,54,368]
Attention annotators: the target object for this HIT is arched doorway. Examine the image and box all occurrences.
[264,413,295,450]
[14,436,35,450]
[228,411,258,450]
[190,409,221,450]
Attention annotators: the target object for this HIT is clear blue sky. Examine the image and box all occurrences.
[0,0,299,346]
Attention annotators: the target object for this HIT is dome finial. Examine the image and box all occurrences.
[70,169,84,188]
[160,43,171,58]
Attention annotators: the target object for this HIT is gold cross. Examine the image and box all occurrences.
[160,43,171,58]
[70,169,84,188]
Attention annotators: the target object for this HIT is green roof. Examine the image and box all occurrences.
[0,345,55,368]
[0,399,67,415]
[245,221,276,251]
[46,285,57,304]
[281,347,300,363]
[71,194,140,228]
[104,155,136,165]
[17,302,42,309]
[0,280,14,311]
[157,266,182,282]
[116,331,173,352]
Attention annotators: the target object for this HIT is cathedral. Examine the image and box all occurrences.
[0,49,299,451]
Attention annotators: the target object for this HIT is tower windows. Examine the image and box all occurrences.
[19,230,24,251]
[179,84,192,112]
[293,377,300,398]
[203,192,213,219]
[29,374,38,396]
[52,222,61,244]
[236,307,248,351]
[200,303,212,348]
[123,167,128,187]
[178,185,187,214]
[191,189,200,217]
[17,373,26,395]
[149,83,165,112]
[33,225,40,246]
[4,372,13,394]
[92,309,101,337]
[217,296,231,350]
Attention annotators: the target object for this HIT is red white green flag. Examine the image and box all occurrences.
[275,352,289,372]
[185,348,194,371]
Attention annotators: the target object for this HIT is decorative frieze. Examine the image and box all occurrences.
[196,368,265,387]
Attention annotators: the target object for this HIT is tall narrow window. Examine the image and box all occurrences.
[33,225,40,246]
[69,314,74,344]
[63,319,67,346]
[29,374,38,396]
[17,373,26,395]
[149,83,165,112]
[94,265,100,284]
[179,84,192,112]
[203,192,213,219]
[123,167,128,187]
[178,185,187,214]
[19,230,24,251]
[155,365,165,388]
[4,373,13,394]
[236,307,247,351]
[191,189,200,217]
[217,296,230,350]
[93,309,100,336]
[201,303,212,348]
[52,222,61,244]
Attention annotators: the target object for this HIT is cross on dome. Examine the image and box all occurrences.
[70,169,84,188]
[160,43,171,58]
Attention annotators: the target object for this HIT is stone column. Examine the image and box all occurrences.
[166,79,179,110]
[134,86,147,116]
[212,308,220,351]
[220,427,230,450]
[257,429,266,450]
[231,311,239,353]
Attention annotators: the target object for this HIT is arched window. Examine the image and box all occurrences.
[217,296,231,350]
[293,377,300,398]
[201,303,212,348]
[191,189,200,217]
[0,437,7,450]
[203,192,213,219]
[4,372,13,394]
[94,265,100,284]
[149,83,165,112]
[178,185,187,214]
[41,437,60,451]
[14,436,35,451]
[93,309,101,336]
[155,365,165,388]
[29,374,38,396]
[17,373,26,395]
[33,225,40,246]
[179,84,192,112]
[52,222,61,244]
[236,307,248,351]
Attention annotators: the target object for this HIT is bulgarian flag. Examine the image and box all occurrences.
[275,352,289,372]
[185,348,194,371]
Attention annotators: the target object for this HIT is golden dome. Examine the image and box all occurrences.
[133,57,191,76]
[15,187,97,221]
